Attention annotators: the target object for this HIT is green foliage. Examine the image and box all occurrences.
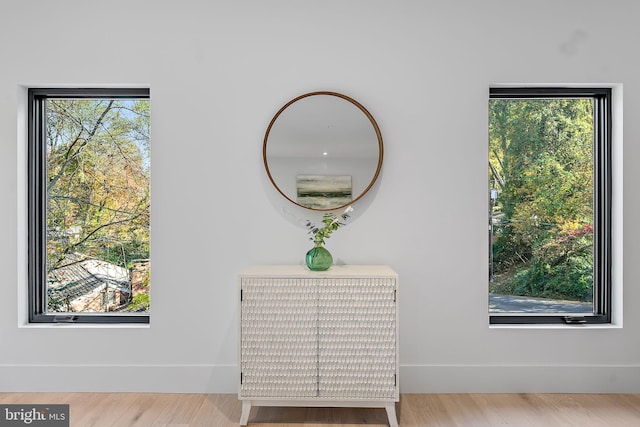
[100,241,150,267]
[306,207,353,246]
[46,98,150,271]
[489,97,594,302]
[127,293,150,311]
[506,255,593,302]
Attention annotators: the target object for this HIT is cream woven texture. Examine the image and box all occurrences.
[241,277,396,399]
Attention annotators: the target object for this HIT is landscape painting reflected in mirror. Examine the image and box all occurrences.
[296,175,352,210]
[489,97,594,314]
[45,98,150,314]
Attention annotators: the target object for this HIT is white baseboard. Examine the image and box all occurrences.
[0,365,237,393]
[1,364,639,393]
[400,364,640,393]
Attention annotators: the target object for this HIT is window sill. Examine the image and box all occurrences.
[19,323,150,329]
[489,323,621,330]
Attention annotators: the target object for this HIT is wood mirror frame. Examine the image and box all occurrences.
[263,91,383,211]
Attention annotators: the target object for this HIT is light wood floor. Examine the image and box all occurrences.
[0,393,639,426]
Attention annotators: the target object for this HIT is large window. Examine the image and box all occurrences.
[28,88,150,323]
[489,87,611,324]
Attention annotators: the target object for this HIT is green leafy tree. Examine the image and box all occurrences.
[489,98,594,301]
[46,98,150,281]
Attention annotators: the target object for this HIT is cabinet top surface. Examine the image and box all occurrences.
[240,265,397,278]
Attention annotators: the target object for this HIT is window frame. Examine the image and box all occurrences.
[489,87,612,325]
[28,87,150,324]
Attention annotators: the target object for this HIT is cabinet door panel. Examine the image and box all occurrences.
[317,278,396,399]
[241,278,318,398]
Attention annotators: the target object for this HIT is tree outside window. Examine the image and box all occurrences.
[489,88,611,324]
[29,88,150,323]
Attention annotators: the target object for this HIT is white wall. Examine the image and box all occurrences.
[1,0,638,393]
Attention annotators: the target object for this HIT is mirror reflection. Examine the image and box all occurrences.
[264,92,383,210]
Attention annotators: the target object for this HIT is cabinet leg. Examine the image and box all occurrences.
[239,401,251,426]
[385,403,398,427]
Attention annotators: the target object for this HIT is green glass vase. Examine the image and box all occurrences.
[305,244,333,271]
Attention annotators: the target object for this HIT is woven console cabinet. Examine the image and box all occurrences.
[238,265,399,426]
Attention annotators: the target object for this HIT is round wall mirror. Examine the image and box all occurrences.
[263,92,383,211]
